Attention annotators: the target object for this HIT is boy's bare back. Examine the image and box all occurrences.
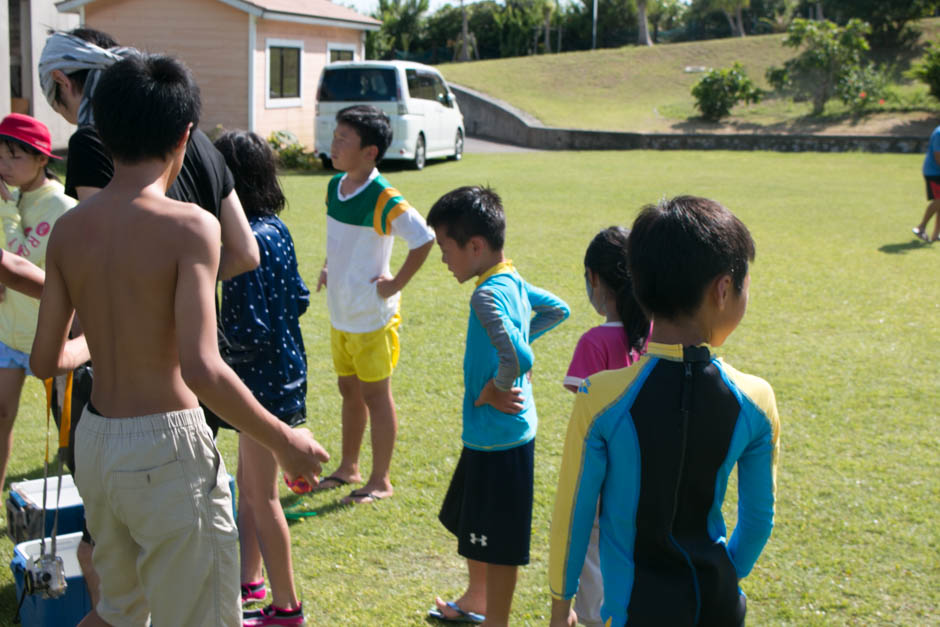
[47,181,219,418]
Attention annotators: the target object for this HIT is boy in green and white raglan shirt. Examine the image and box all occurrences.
[316,105,434,505]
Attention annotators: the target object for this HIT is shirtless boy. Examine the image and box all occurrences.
[30,54,328,626]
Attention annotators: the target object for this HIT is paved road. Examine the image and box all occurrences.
[465,136,536,153]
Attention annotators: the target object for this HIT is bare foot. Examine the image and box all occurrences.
[341,485,393,505]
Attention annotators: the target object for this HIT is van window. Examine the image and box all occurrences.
[406,70,438,102]
[431,75,451,107]
[319,68,398,102]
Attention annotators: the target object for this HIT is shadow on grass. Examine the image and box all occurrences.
[669,111,857,135]
[886,117,940,136]
[280,495,352,524]
[670,102,938,136]
[0,581,23,618]
[878,240,933,254]
[5,466,52,486]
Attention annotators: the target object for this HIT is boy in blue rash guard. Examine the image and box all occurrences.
[549,196,780,627]
[427,186,569,626]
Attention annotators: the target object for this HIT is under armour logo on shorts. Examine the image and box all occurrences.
[470,533,487,546]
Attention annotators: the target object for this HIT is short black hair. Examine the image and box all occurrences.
[214,130,285,217]
[426,185,505,252]
[336,105,392,161]
[93,54,200,164]
[53,28,119,105]
[627,196,755,320]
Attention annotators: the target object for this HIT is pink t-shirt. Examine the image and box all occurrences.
[563,322,642,390]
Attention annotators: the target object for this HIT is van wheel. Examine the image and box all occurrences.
[320,156,333,170]
[413,135,426,170]
[449,130,464,161]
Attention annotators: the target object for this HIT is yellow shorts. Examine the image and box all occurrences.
[331,313,401,382]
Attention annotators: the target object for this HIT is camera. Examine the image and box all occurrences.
[25,554,67,599]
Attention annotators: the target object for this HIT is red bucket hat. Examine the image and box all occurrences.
[0,113,61,160]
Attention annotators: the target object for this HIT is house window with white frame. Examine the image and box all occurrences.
[267,39,303,107]
[328,43,356,63]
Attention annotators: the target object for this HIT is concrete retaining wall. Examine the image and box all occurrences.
[451,83,928,154]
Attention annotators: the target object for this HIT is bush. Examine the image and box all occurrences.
[691,63,763,122]
[267,130,316,170]
[836,63,889,113]
[911,42,940,102]
[765,18,873,115]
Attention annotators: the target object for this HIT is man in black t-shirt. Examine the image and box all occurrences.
[67,125,226,215]
[64,117,257,277]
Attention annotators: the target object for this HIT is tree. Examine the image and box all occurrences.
[648,0,687,42]
[756,0,799,33]
[822,0,940,47]
[765,18,872,114]
[911,41,940,101]
[492,0,545,57]
[722,0,751,37]
[637,0,653,46]
[691,0,750,37]
[370,0,430,59]
[570,0,637,49]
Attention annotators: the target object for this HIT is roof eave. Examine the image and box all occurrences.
[57,0,380,31]
[216,0,381,31]
[55,0,92,12]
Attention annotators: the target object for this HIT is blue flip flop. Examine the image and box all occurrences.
[428,601,485,624]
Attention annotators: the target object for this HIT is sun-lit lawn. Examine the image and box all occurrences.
[440,19,940,136]
[0,149,936,625]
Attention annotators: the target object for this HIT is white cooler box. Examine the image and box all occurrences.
[10,531,92,627]
[6,475,84,544]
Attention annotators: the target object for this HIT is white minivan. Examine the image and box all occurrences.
[315,61,464,170]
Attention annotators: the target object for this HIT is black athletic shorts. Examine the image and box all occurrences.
[438,439,535,566]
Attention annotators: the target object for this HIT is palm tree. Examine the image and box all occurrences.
[637,0,653,45]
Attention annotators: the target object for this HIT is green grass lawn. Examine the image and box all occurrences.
[0,150,937,625]
[440,19,940,136]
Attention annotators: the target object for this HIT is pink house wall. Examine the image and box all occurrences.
[253,20,361,148]
[84,0,250,133]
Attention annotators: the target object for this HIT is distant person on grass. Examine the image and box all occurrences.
[215,130,310,627]
[561,226,650,627]
[913,124,940,243]
[315,104,434,505]
[30,54,328,627]
[426,186,569,626]
[548,196,780,627]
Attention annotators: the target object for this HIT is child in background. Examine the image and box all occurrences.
[561,226,650,627]
[563,226,650,393]
[316,105,434,504]
[426,186,569,626]
[215,130,309,626]
[549,196,780,627]
[0,113,76,493]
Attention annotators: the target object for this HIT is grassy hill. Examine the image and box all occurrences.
[439,18,940,136]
